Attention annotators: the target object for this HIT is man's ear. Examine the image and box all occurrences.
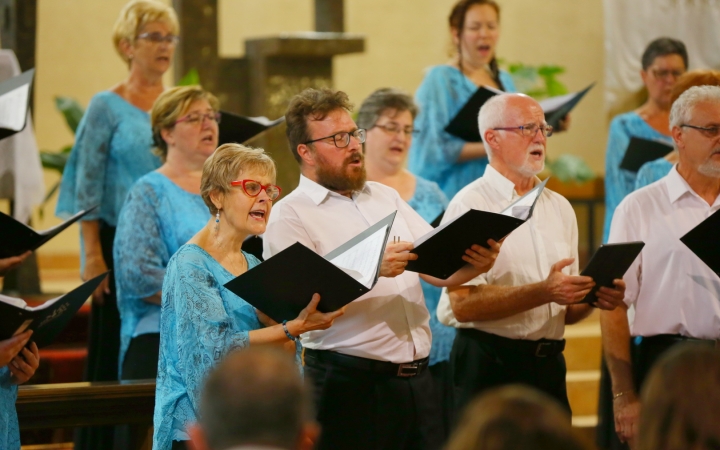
[671,125,684,153]
[450,27,461,47]
[297,144,315,166]
[187,423,210,450]
[483,129,501,151]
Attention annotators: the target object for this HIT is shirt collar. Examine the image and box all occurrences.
[483,164,539,201]
[665,164,697,204]
[297,174,370,205]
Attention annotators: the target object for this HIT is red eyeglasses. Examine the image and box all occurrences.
[230,179,281,200]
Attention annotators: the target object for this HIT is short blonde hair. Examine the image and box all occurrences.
[151,85,220,162]
[201,144,277,214]
[112,0,179,64]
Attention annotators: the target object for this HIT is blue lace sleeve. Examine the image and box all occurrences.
[0,367,19,450]
[603,116,632,243]
[635,158,673,190]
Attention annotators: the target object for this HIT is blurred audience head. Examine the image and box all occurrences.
[640,38,688,108]
[188,346,318,450]
[446,385,588,450]
[112,0,179,67]
[637,343,720,450]
[671,69,720,104]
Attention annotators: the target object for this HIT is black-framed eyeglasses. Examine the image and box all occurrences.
[492,123,553,138]
[680,124,720,138]
[650,68,684,80]
[136,32,180,45]
[372,123,420,137]
[304,129,367,148]
[175,112,221,126]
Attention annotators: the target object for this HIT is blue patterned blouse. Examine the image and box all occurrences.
[635,158,673,190]
[0,367,19,450]
[406,176,454,365]
[114,172,210,376]
[56,91,160,226]
[409,65,517,200]
[153,244,262,450]
[603,112,672,243]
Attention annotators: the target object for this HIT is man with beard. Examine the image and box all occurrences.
[436,93,626,417]
[263,88,501,450]
[602,85,720,448]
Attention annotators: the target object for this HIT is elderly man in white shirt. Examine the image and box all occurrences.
[263,88,500,450]
[602,85,720,448]
[437,93,626,416]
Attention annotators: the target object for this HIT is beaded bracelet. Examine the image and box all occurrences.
[282,320,297,341]
[612,390,632,401]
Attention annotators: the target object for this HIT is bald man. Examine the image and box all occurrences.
[436,94,626,415]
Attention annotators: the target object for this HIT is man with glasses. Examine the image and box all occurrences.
[263,88,500,450]
[436,93,626,417]
[602,85,720,447]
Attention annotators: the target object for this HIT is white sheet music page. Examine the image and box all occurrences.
[500,186,542,220]
[0,83,28,130]
[327,225,388,289]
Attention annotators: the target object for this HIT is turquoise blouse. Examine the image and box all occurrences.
[409,65,517,200]
[152,244,261,450]
[113,172,210,376]
[406,176,454,365]
[603,112,672,243]
[56,91,160,226]
[635,158,674,190]
[0,367,19,450]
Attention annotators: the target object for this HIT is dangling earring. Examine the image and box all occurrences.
[214,210,220,233]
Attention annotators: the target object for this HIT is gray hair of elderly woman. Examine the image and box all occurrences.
[200,143,276,214]
[356,88,419,130]
[669,85,720,129]
[641,37,688,71]
[637,343,720,450]
[446,385,590,450]
[198,346,314,450]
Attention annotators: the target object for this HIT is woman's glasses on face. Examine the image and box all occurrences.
[175,112,221,126]
[230,179,281,201]
[136,32,180,45]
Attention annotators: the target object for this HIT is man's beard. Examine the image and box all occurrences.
[698,150,720,178]
[315,150,367,193]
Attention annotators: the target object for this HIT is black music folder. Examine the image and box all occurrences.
[619,137,673,172]
[406,179,548,279]
[0,206,97,259]
[0,273,107,347]
[0,68,34,141]
[579,242,644,304]
[218,111,284,146]
[224,212,396,323]
[445,84,594,142]
[681,209,720,277]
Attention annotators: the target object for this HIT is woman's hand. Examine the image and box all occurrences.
[0,331,32,367]
[83,253,110,305]
[0,251,31,277]
[9,341,40,385]
[287,294,345,336]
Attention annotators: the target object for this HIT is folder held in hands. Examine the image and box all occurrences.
[681,209,720,278]
[618,137,673,173]
[0,68,34,141]
[578,242,644,304]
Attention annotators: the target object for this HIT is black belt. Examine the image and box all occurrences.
[303,348,430,378]
[637,334,720,349]
[459,328,566,358]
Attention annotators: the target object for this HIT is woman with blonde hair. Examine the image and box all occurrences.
[153,144,343,450]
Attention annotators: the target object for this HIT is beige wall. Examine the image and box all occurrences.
[33,0,606,258]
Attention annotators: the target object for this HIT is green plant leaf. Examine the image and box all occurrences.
[54,97,84,134]
[177,68,200,86]
[39,145,71,174]
[546,154,595,183]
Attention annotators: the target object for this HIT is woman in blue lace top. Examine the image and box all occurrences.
[408,0,518,200]
[602,38,687,243]
[153,144,344,450]
[114,86,220,380]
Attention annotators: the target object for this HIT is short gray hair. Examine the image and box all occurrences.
[670,85,720,129]
[356,88,418,130]
[478,94,515,161]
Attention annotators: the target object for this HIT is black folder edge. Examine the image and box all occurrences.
[579,242,644,304]
[218,111,285,145]
[542,83,594,130]
[0,68,35,135]
[618,137,674,173]
[407,179,548,279]
[680,208,720,278]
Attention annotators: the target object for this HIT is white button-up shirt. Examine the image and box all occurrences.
[263,175,432,363]
[609,165,720,339]
[437,165,577,340]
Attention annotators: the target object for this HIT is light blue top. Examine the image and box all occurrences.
[0,367,19,450]
[635,158,674,190]
[409,65,517,200]
[406,176,454,365]
[56,91,161,226]
[153,244,262,450]
[113,172,210,376]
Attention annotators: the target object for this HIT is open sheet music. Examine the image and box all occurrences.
[579,242,644,304]
[0,68,34,140]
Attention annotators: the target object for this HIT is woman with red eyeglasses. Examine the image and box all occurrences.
[152,143,343,450]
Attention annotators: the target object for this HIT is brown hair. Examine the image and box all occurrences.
[112,0,179,64]
[151,85,220,162]
[638,344,720,450]
[448,0,504,89]
[446,385,590,450]
[200,143,277,214]
[284,88,354,163]
[356,88,418,130]
[671,69,720,104]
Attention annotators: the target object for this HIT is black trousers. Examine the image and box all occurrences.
[304,350,444,450]
[121,333,160,380]
[451,328,570,420]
